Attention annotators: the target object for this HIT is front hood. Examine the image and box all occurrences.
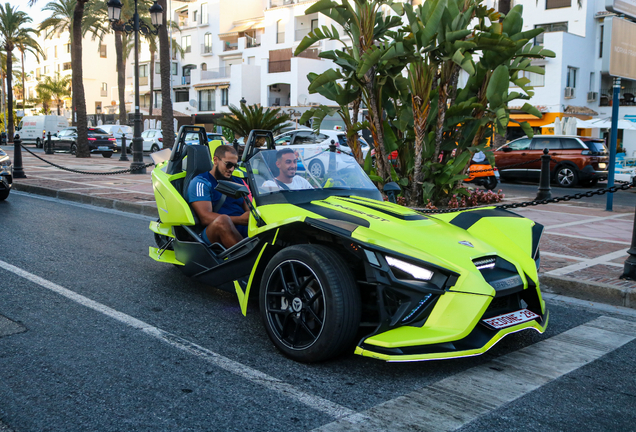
[296,196,536,295]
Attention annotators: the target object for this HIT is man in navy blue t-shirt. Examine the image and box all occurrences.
[186,145,249,248]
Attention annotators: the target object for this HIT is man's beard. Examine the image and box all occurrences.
[213,165,229,179]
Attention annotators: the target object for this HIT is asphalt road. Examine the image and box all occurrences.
[497,179,636,210]
[1,192,636,431]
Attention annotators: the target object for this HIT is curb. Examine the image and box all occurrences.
[540,274,634,309]
[12,182,159,218]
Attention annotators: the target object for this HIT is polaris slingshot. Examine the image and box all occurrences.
[149,127,548,362]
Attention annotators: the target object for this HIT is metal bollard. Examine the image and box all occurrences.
[620,178,636,280]
[119,134,129,161]
[45,131,54,154]
[535,148,552,200]
[13,134,26,178]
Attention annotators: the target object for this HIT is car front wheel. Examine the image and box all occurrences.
[36,138,42,148]
[151,144,160,153]
[555,166,578,188]
[70,144,77,155]
[260,245,360,363]
[0,188,9,200]
[308,160,324,178]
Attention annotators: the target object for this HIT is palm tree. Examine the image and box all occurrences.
[16,32,43,115]
[38,0,103,157]
[157,0,175,148]
[216,104,291,141]
[34,85,53,114]
[37,73,72,115]
[0,2,38,141]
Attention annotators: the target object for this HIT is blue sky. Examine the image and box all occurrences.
[7,0,48,26]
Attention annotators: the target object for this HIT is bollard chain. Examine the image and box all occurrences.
[19,144,155,175]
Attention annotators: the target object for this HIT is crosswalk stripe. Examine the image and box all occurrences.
[314,316,636,432]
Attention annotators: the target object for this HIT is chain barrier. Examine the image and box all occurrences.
[20,144,155,175]
[417,181,634,214]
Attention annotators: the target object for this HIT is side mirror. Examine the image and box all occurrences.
[216,180,249,198]
[383,181,401,204]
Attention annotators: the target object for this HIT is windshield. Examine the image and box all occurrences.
[247,149,378,196]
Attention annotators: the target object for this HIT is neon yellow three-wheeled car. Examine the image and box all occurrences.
[148,126,548,363]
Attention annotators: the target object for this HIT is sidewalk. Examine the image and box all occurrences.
[6,147,636,309]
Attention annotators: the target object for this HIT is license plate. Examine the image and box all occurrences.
[482,309,539,330]
[98,146,109,151]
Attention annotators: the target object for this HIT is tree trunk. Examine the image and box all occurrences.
[115,30,127,125]
[149,49,155,117]
[347,97,363,163]
[21,51,26,115]
[158,0,175,148]
[365,70,390,184]
[6,44,14,141]
[72,0,90,157]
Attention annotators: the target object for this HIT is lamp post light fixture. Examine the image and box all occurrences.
[107,0,163,174]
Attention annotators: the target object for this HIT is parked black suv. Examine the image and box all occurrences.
[50,127,116,158]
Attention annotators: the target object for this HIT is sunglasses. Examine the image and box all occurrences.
[220,160,239,170]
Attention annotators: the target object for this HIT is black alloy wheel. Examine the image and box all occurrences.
[260,245,360,362]
[484,176,498,190]
[555,166,578,188]
[308,160,324,178]
[70,143,77,155]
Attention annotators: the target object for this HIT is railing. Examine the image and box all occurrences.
[182,76,191,85]
[599,88,636,106]
[201,44,213,55]
[223,41,238,51]
[201,67,231,80]
[295,28,311,41]
[199,101,216,112]
[100,90,108,97]
[268,60,291,73]
[246,35,260,48]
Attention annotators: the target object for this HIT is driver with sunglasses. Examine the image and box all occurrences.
[187,145,249,249]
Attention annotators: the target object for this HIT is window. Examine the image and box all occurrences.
[54,45,58,58]
[65,43,70,53]
[201,3,208,24]
[139,64,149,77]
[589,72,595,91]
[221,88,228,106]
[534,22,568,46]
[44,65,49,74]
[101,82,107,97]
[203,33,213,53]
[561,138,584,149]
[532,138,561,150]
[201,62,207,71]
[36,68,41,79]
[293,131,316,144]
[599,25,604,58]
[171,62,178,75]
[44,49,48,61]
[175,89,189,102]
[63,62,71,70]
[182,35,191,53]
[508,138,532,150]
[193,10,198,24]
[311,19,318,31]
[546,0,570,9]
[99,43,107,58]
[520,66,545,87]
[277,20,284,44]
[198,89,215,111]
[567,66,577,88]
[155,62,161,71]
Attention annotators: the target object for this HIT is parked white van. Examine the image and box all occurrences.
[16,115,69,147]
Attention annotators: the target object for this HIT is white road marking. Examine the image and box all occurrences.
[314,315,636,431]
[543,292,636,318]
[543,212,632,230]
[546,250,628,276]
[544,231,631,245]
[12,191,154,221]
[0,260,354,419]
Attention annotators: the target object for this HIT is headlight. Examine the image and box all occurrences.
[386,256,434,281]
[598,163,607,169]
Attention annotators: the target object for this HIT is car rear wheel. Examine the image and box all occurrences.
[70,144,77,155]
[151,144,160,153]
[35,138,42,148]
[260,245,360,363]
[308,160,324,178]
[555,166,578,188]
[484,176,498,190]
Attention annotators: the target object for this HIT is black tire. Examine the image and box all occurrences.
[259,245,360,363]
[151,144,160,153]
[102,152,113,158]
[35,138,41,148]
[555,166,578,188]
[70,143,77,155]
[0,188,9,200]
[308,160,324,178]
[483,176,498,190]
[129,144,133,154]
[579,178,599,188]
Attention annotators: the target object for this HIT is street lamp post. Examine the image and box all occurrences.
[107,0,163,175]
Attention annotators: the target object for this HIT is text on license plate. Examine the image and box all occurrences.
[482,309,539,330]
[98,146,109,150]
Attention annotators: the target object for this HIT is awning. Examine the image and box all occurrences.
[509,114,543,121]
[193,82,230,89]
[172,84,190,89]
[219,20,265,37]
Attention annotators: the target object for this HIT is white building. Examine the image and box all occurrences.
[24,30,120,120]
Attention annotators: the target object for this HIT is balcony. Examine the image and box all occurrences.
[269,60,291,73]
[201,67,231,80]
[100,89,107,97]
[599,89,636,106]
[246,35,260,48]
[223,41,238,51]
[201,44,213,55]
[140,76,148,86]
[295,28,311,41]
[182,76,191,85]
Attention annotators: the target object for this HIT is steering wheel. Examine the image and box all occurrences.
[323,177,346,188]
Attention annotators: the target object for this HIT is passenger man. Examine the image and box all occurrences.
[262,148,313,191]
[187,145,249,249]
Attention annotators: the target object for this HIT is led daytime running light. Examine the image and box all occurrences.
[474,257,496,270]
[386,256,434,281]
